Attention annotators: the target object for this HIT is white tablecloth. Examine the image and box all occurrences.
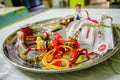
[0,9,120,80]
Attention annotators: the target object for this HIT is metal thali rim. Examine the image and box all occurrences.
[2,18,120,73]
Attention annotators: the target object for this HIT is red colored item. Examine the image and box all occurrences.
[98,44,107,52]
[80,48,90,59]
[85,10,99,24]
[69,48,90,66]
[41,32,49,39]
[50,33,64,66]
[21,27,33,35]
[25,36,37,41]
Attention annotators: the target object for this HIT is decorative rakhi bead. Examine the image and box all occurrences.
[45,40,49,48]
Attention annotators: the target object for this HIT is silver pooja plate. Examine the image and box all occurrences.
[2,18,120,73]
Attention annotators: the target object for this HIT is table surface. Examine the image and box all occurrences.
[0,9,120,80]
